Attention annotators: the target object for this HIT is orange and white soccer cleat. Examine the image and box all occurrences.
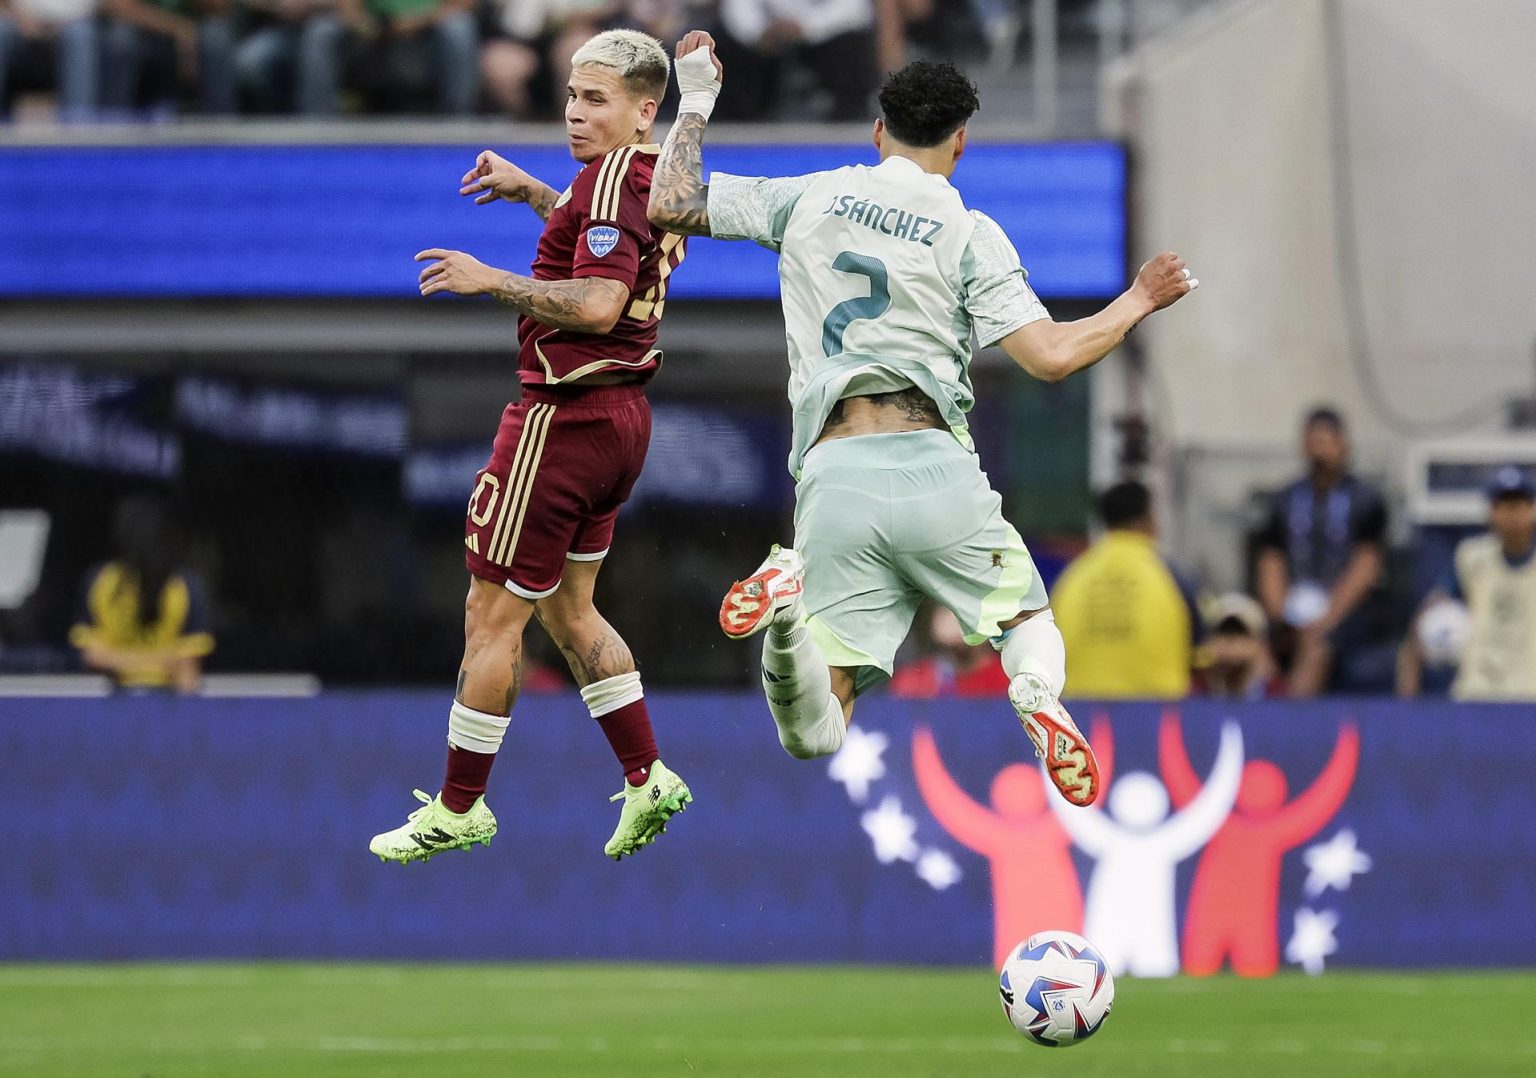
[1009,673,1101,807]
[719,544,805,639]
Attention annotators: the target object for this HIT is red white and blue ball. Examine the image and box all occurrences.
[998,930,1115,1047]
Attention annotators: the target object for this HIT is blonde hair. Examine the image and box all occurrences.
[571,29,670,101]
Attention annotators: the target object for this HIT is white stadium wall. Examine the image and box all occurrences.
[1102,0,1536,586]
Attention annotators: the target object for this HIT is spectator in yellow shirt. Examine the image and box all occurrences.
[69,498,214,692]
[1052,480,1201,699]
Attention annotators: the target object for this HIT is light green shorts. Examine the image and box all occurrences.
[793,428,1047,695]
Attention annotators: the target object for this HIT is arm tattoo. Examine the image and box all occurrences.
[649,113,712,236]
[488,274,627,332]
[523,182,558,222]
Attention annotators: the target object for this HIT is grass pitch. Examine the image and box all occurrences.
[0,964,1529,1077]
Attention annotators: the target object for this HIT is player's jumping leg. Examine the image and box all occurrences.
[996,608,1100,807]
[536,556,691,859]
[721,545,850,759]
[368,576,526,863]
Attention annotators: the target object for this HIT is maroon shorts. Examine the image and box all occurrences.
[464,384,650,597]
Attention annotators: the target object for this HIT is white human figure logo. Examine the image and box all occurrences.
[1048,722,1245,977]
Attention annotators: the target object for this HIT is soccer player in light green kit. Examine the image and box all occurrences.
[648,31,1198,808]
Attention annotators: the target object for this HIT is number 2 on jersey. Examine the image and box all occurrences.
[821,251,891,357]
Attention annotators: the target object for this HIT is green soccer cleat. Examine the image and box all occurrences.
[368,789,497,865]
[604,759,693,860]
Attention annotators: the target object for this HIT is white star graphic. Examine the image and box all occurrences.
[861,795,920,864]
[915,848,962,890]
[1303,829,1373,898]
[827,725,888,804]
[1285,907,1339,975]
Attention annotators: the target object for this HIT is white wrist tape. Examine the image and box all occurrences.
[678,92,717,120]
[675,48,721,120]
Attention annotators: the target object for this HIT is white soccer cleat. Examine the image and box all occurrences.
[719,544,805,639]
[1009,673,1101,807]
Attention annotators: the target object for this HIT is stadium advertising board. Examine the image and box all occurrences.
[0,142,1125,300]
[2,694,1529,971]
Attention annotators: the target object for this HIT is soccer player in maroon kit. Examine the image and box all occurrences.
[369,29,694,864]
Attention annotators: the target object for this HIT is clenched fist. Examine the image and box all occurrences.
[1133,252,1200,312]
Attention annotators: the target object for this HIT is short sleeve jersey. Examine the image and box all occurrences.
[519,143,688,387]
[708,156,1048,473]
[1256,475,1387,587]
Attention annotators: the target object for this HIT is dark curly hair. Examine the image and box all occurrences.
[878,61,980,148]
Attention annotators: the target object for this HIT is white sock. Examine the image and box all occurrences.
[579,670,644,717]
[995,609,1066,698]
[761,621,845,759]
[448,701,511,754]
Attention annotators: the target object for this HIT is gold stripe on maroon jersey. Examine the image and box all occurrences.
[589,151,621,219]
[534,338,664,386]
[594,145,639,223]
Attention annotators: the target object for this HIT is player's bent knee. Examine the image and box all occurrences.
[533,601,598,647]
[778,730,834,761]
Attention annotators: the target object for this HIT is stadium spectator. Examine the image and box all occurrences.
[889,603,1009,698]
[1193,592,1284,700]
[231,0,340,114]
[102,0,236,116]
[69,498,214,693]
[1052,480,1201,699]
[712,0,879,121]
[1399,467,1536,701]
[968,0,1019,69]
[1255,407,1390,696]
[873,0,931,74]
[478,0,544,118]
[0,0,100,120]
[298,0,477,115]
[480,0,621,119]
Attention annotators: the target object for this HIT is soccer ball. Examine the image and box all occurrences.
[998,930,1115,1047]
[1417,599,1471,667]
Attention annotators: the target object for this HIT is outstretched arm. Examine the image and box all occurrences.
[415,249,627,334]
[911,726,1004,853]
[1272,722,1360,847]
[998,253,1197,383]
[1045,771,1116,855]
[1158,710,1202,810]
[460,150,559,222]
[1162,721,1245,858]
[1089,711,1116,791]
[648,31,724,236]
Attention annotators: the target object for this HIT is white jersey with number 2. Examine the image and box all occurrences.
[707,154,1050,475]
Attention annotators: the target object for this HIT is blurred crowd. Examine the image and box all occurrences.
[895,407,1536,705]
[11,400,1536,701]
[0,0,1032,121]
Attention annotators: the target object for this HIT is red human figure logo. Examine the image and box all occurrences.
[912,716,1114,970]
[1159,711,1359,976]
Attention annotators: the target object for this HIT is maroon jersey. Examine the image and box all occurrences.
[519,143,687,386]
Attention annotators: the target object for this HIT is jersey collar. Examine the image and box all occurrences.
[877,153,954,189]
